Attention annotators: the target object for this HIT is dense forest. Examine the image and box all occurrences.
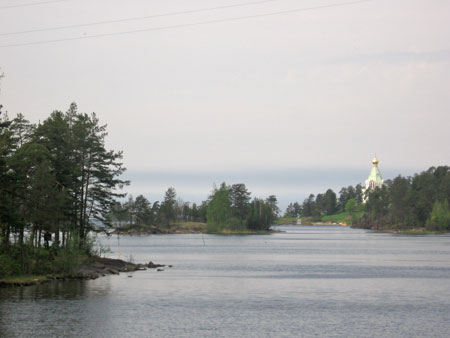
[205,183,278,233]
[284,184,364,219]
[357,166,450,231]
[110,188,207,228]
[110,183,279,233]
[284,166,450,231]
[0,102,127,278]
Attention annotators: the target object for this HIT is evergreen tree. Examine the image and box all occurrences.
[302,194,315,217]
[323,189,337,215]
[389,176,413,226]
[160,187,177,226]
[0,111,15,244]
[284,203,296,217]
[247,198,273,231]
[230,183,251,220]
[134,195,152,225]
[266,195,280,218]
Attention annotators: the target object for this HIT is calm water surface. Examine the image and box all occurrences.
[1,226,450,338]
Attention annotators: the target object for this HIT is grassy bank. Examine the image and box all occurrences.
[275,211,365,226]
[321,211,365,224]
[171,221,207,233]
[374,227,449,235]
[274,217,298,225]
[0,275,50,287]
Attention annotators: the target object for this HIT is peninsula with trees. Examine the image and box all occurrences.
[109,183,279,235]
[0,103,130,283]
[0,104,279,283]
[280,159,450,233]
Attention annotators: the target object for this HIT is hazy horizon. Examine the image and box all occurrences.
[1,0,449,211]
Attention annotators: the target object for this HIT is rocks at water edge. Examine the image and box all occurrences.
[1,258,169,288]
[147,261,166,269]
[72,257,147,280]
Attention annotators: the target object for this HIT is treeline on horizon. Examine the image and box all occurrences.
[0,103,280,277]
[283,166,450,231]
[110,183,280,233]
[284,184,364,219]
[358,166,450,231]
[0,103,127,277]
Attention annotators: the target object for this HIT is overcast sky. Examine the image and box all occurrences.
[1,0,449,210]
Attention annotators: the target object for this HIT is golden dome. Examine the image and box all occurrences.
[372,156,379,166]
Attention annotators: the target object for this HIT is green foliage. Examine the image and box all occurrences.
[265,195,280,218]
[337,185,363,211]
[206,183,232,232]
[0,233,98,278]
[296,167,450,231]
[284,202,301,218]
[205,182,275,233]
[0,254,21,278]
[247,198,273,231]
[345,198,358,213]
[230,184,251,220]
[302,194,316,217]
[274,217,298,225]
[354,167,450,230]
[0,103,129,279]
[134,195,153,225]
[426,200,450,231]
[52,235,89,274]
[321,211,364,224]
[160,187,177,226]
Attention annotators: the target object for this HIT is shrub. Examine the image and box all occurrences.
[0,254,21,278]
[426,200,450,231]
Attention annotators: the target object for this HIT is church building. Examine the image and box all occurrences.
[362,156,384,201]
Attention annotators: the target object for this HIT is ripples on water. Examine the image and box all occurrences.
[1,226,450,337]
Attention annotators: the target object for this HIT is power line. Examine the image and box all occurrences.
[0,0,72,10]
[1,0,283,36]
[0,0,372,48]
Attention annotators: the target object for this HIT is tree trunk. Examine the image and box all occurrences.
[19,226,24,246]
[2,225,10,245]
[54,225,60,249]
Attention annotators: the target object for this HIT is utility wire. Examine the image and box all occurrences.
[0,0,372,48]
[0,0,72,10]
[1,0,283,36]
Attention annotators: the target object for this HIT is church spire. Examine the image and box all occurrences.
[372,156,379,166]
[362,155,384,202]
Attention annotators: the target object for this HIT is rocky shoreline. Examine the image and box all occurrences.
[0,257,167,287]
[72,257,148,279]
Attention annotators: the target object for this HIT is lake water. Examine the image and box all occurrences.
[1,226,450,338]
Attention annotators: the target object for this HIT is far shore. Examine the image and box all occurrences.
[113,221,280,236]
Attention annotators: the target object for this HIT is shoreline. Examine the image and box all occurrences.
[0,256,162,288]
[113,222,281,236]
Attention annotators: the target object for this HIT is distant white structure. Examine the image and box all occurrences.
[362,156,384,202]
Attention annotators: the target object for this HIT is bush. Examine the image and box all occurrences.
[0,254,21,278]
[426,200,450,231]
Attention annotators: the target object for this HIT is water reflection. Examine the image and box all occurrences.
[1,226,450,338]
[0,279,115,338]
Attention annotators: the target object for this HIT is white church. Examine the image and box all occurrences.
[362,156,384,201]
